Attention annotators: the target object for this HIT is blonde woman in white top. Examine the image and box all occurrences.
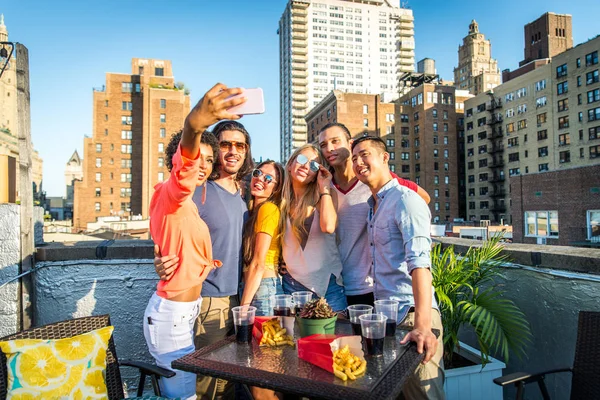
[280,144,347,311]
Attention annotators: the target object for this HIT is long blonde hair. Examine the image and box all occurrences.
[282,144,327,242]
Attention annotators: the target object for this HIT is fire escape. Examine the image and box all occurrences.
[486,95,506,220]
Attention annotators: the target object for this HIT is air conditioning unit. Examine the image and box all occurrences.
[537,237,547,245]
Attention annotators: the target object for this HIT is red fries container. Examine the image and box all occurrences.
[252,316,295,344]
[297,334,364,373]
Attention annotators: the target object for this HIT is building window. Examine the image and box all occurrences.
[538,146,549,157]
[160,99,166,109]
[155,67,164,76]
[506,123,515,133]
[480,201,489,210]
[363,104,368,114]
[590,145,600,158]
[468,175,474,183]
[535,79,546,91]
[559,150,571,163]
[508,137,519,147]
[95,172,101,182]
[589,126,600,140]
[468,161,474,170]
[537,130,548,140]
[557,81,568,95]
[433,122,438,132]
[121,116,132,125]
[558,116,569,129]
[95,202,101,212]
[556,63,567,78]
[588,210,600,240]
[538,163,549,171]
[121,144,132,154]
[158,172,165,182]
[444,176,449,184]
[588,89,600,104]
[557,99,569,112]
[443,123,448,132]
[469,201,476,210]
[508,152,519,162]
[362,118,368,127]
[95,144,102,153]
[95,158,102,168]
[577,76,582,87]
[525,211,559,237]
[158,143,164,153]
[160,114,166,123]
[587,70,599,85]
[386,139,395,147]
[95,188,101,197]
[517,119,527,130]
[122,82,133,92]
[122,101,132,111]
[158,158,164,168]
[120,173,132,183]
[160,128,166,138]
[120,188,132,198]
[509,168,520,176]
[389,151,395,160]
[121,130,132,140]
[589,107,600,121]
[443,111,448,120]
[389,164,396,172]
[121,159,132,168]
[558,133,570,146]
[444,149,449,158]
[432,109,438,118]
[586,51,599,67]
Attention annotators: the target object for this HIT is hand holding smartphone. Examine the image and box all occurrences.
[226,88,265,115]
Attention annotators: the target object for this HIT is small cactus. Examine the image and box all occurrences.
[299,297,336,319]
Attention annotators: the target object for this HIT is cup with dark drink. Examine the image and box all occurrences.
[232,305,256,344]
[272,294,293,316]
[292,291,313,315]
[374,299,399,337]
[359,313,387,356]
[347,304,373,336]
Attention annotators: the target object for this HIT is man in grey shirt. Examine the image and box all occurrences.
[351,136,445,400]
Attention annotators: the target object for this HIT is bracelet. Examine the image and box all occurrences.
[319,192,332,198]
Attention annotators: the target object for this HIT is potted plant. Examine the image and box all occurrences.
[296,298,337,338]
[431,234,532,400]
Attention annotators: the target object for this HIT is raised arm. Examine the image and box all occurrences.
[166,83,247,204]
[316,165,337,233]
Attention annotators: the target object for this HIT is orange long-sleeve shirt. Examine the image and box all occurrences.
[149,144,214,299]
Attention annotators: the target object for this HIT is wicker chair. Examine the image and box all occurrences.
[0,314,174,399]
[493,311,600,400]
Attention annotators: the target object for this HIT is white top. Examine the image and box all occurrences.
[282,210,344,298]
[333,180,374,296]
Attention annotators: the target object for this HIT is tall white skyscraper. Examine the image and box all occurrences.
[278,0,415,160]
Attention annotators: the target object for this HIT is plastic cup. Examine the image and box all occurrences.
[272,294,293,316]
[232,306,256,344]
[359,313,387,356]
[375,299,399,337]
[292,291,313,314]
[347,304,373,336]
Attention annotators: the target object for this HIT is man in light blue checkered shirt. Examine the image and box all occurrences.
[351,136,445,400]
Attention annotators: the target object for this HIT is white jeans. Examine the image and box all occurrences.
[143,292,201,400]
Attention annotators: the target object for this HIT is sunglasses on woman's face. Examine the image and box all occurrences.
[252,169,277,184]
[296,154,320,172]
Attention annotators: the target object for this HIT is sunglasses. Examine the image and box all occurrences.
[296,154,320,172]
[252,169,277,184]
[219,140,248,153]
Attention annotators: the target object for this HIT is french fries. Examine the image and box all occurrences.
[259,318,295,347]
[332,345,367,381]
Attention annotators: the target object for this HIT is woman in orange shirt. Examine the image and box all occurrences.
[143,83,246,400]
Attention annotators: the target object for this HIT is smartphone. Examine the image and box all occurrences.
[226,88,265,115]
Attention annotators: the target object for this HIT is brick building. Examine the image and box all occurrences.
[521,12,573,66]
[304,90,395,145]
[395,84,473,222]
[464,34,600,226]
[74,59,190,230]
[511,165,600,246]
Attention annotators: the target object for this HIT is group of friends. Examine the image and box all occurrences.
[142,84,445,400]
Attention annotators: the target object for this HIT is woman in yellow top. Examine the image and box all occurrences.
[240,160,286,315]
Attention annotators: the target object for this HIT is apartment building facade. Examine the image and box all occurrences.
[73,58,190,229]
[278,0,415,160]
[454,20,500,95]
[464,35,600,226]
[304,90,395,144]
[393,84,472,222]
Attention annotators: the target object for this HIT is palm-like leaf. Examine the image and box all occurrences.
[431,234,532,367]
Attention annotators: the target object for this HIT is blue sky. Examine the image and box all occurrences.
[2,0,598,196]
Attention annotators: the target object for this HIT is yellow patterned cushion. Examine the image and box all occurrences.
[0,326,114,399]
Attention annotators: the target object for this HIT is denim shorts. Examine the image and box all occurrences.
[282,273,347,312]
[241,277,283,317]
